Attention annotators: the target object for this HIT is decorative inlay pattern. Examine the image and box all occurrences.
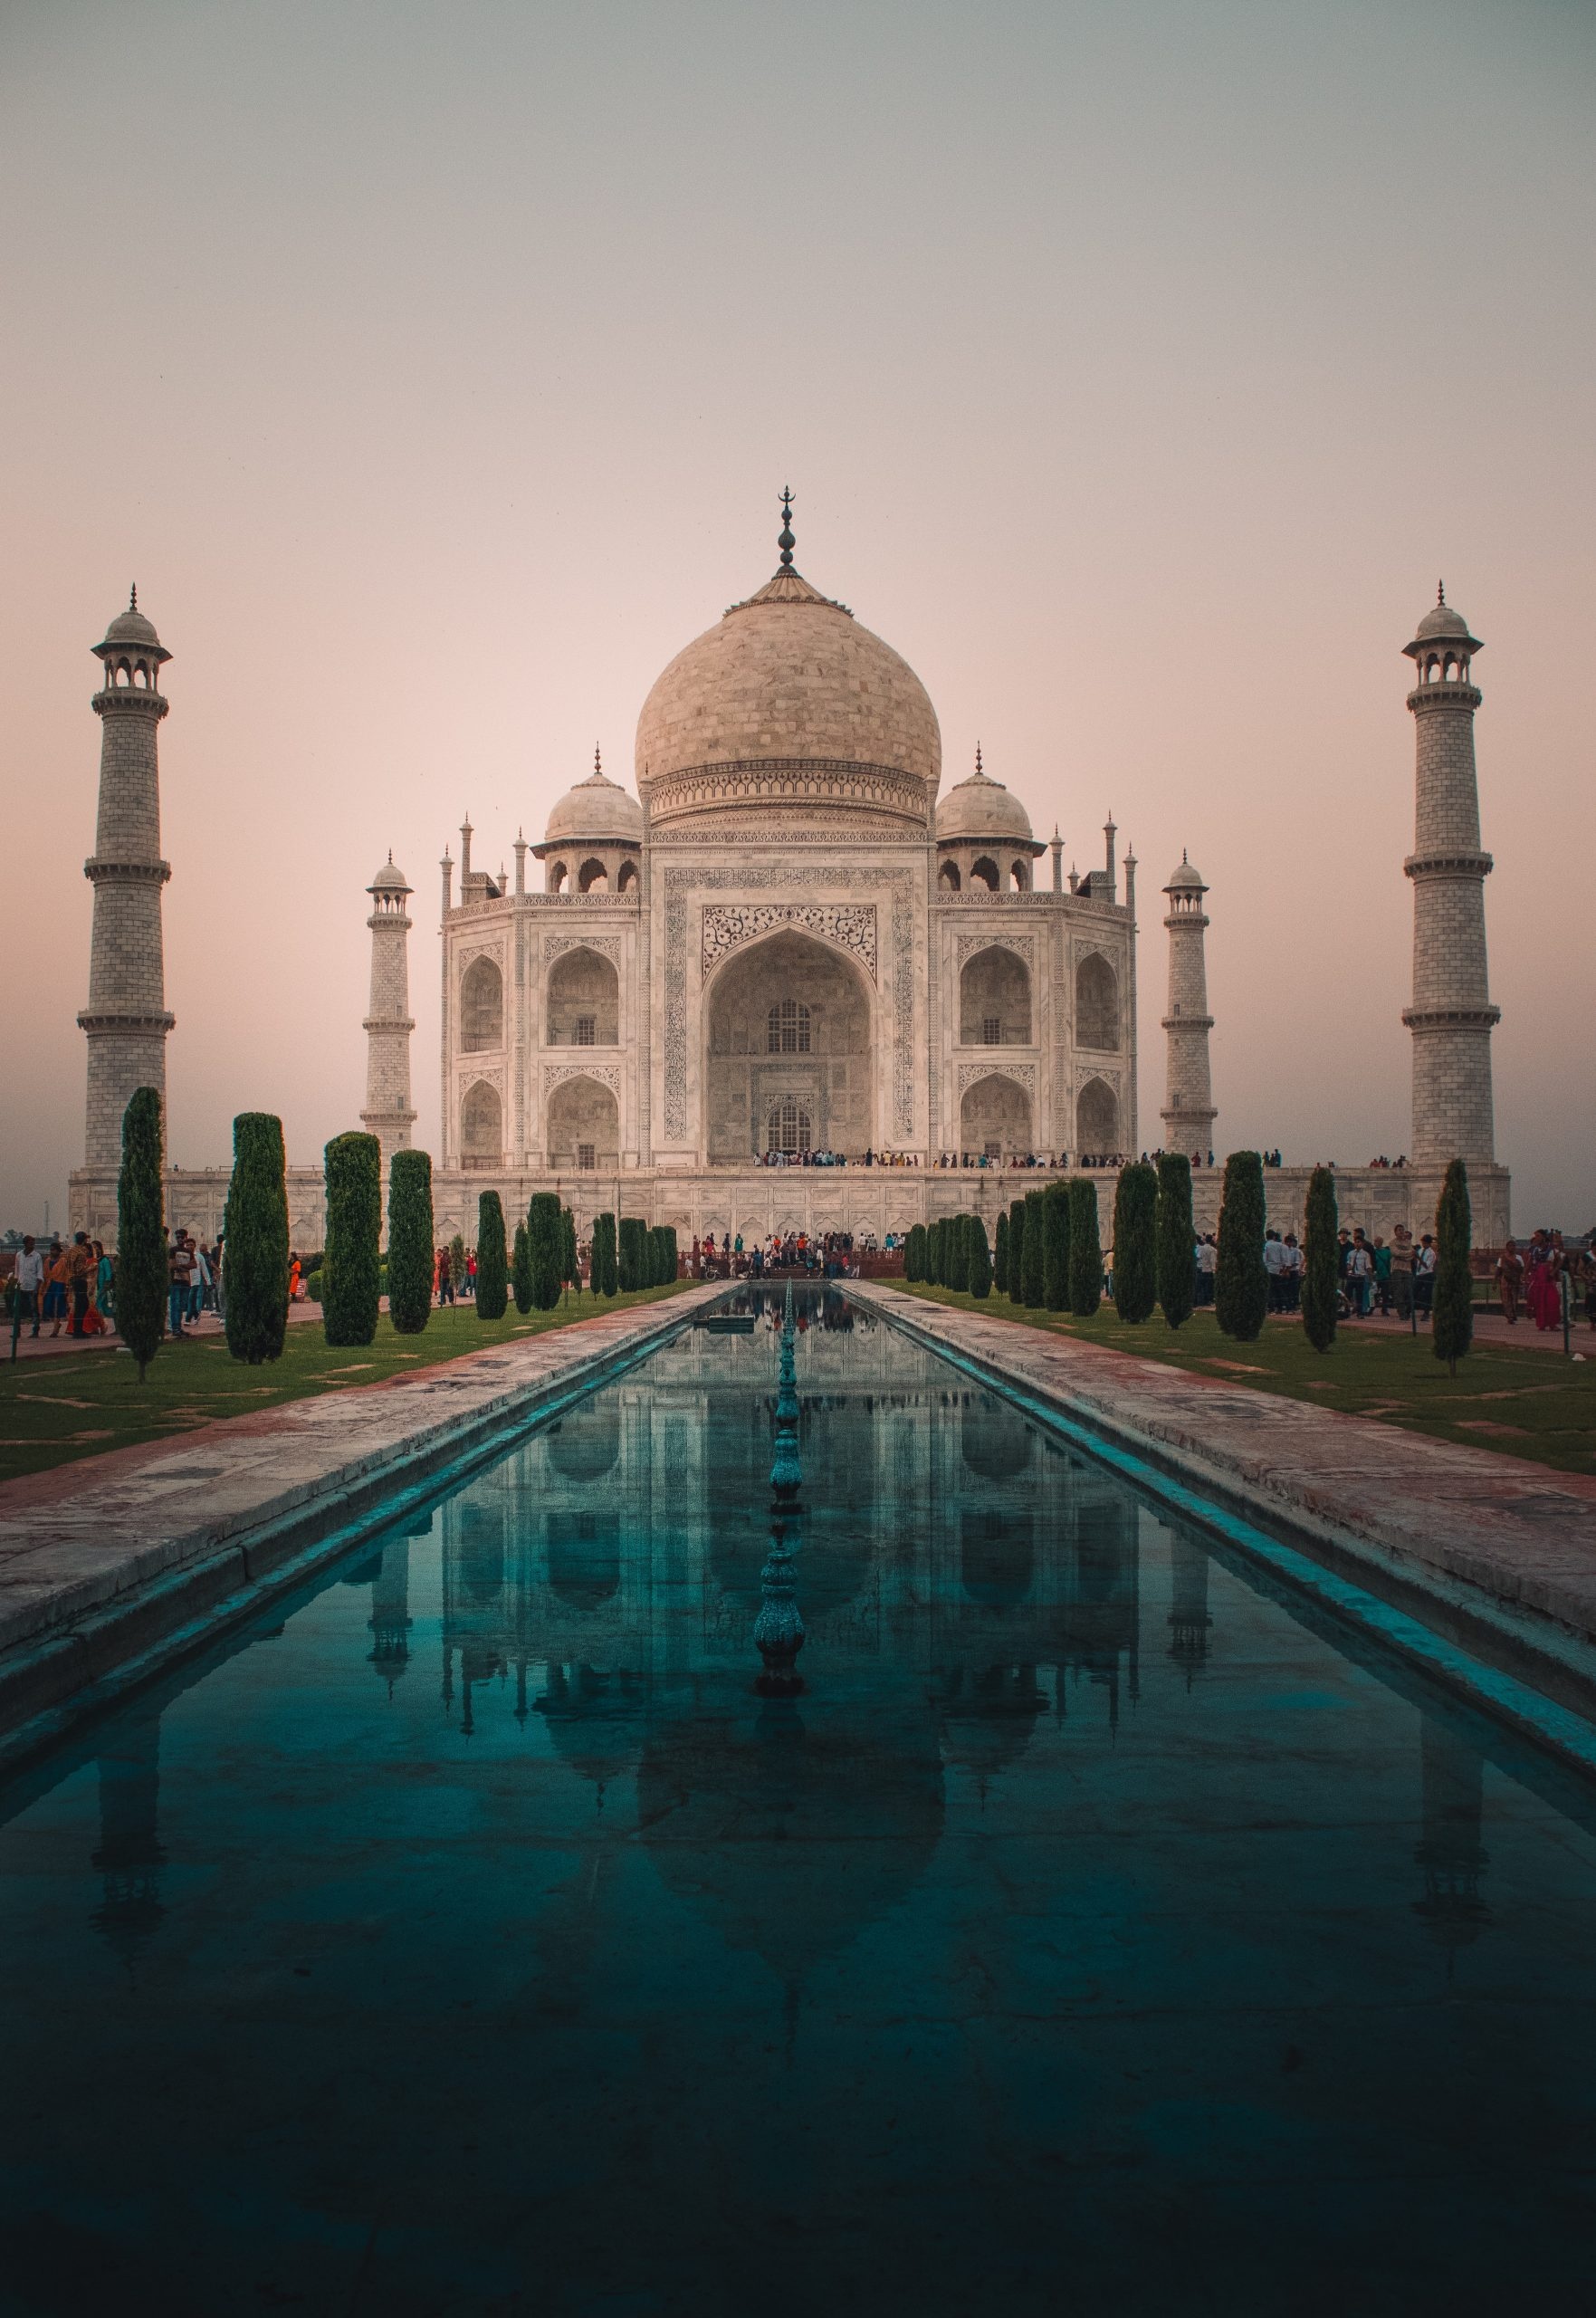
[663,867,915,1144]
[458,1066,504,1095]
[543,933,623,964]
[702,904,877,983]
[457,940,506,974]
[957,1061,1037,1097]
[955,932,1035,970]
[544,1063,622,1096]
[649,759,931,825]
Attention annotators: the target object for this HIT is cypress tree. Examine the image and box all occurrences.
[968,1213,992,1299]
[1022,1189,1046,1307]
[322,1132,382,1347]
[923,1219,941,1286]
[663,1224,679,1284]
[593,1212,619,1297]
[1215,1150,1268,1342]
[1042,1182,1070,1311]
[1068,1175,1102,1317]
[448,1235,466,1298]
[993,1208,1009,1294]
[903,1222,924,1282]
[387,1150,434,1335]
[475,1190,509,1319]
[1008,1200,1027,1306]
[1302,1164,1339,1353]
[617,1216,643,1292]
[224,1112,290,1365]
[529,1193,563,1310]
[1155,1153,1195,1330]
[511,1220,533,1314]
[562,1207,579,1294]
[1433,1158,1473,1375]
[1112,1161,1158,1323]
[945,1213,970,1294]
[116,1087,167,1382]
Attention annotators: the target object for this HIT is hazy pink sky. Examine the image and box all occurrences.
[3,0,1591,1228]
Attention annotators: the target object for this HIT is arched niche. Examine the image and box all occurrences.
[1008,858,1031,893]
[546,1508,621,1609]
[970,856,1000,893]
[939,859,961,893]
[547,945,619,1045]
[546,858,569,894]
[546,1074,619,1170]
[547,1404,621,1483]
[460,955,503,1052]
[577,857,608,894]
[1076,1077,1118,1155]
[616,860,639,893]
[960,1071,1033,1160]
[959,945,1031,1045]
[961,1399,1034,1483]
[1075,953,1119,1049]
[460,1079,503,1167]
[704,930,873,1162]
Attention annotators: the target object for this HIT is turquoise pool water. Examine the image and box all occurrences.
[2,1288,1594,2315]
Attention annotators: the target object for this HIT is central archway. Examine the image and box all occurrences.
[705,931,874,1161]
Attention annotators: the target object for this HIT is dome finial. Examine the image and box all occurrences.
[1438,579,1446,605]
[595,742,602,780]
[778,486,796,569]
[974,742,982,776]
[129,582,137,611]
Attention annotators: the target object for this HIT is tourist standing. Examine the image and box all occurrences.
[167,1230,194,1339]
[14,1237,43,1339]
[1495,1239,1524,1326]
[1414,1234,1437,1319]
[1390,1226,1415,1321]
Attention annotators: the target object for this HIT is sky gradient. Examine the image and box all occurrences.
[3,0,1591,1227]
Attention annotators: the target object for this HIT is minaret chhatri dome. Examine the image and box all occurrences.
[634,490,942,837]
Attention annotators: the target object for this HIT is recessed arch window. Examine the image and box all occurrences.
[460,955,503,1051]
[616,859,639,892]
[970,857,999,893]
[768,1097,812,1155]
[767,998,811,1055]
[939,859,961,892]
[1075,953,1120,1050]
[577,858,607,893]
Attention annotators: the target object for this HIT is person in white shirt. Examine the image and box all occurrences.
[12,1237,44,1342]
[1262,1230,1287,1313]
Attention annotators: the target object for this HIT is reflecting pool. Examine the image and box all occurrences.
[3,1288,1595,2315]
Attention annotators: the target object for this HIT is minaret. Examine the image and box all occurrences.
[79,589,175,1168]
[1160,853,1216,1153]
[360,855,416,1159]
[1401,588,1498,1166]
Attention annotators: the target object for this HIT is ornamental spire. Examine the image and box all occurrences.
[778,486,796,569]
[594,743,602,779]
[975,742,983,776]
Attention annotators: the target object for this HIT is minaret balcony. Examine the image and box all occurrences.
[91,688,168,720]
[77,1008,176,1034]
[1407,682,1482,715]
[1401,1004,1501,1030]
[84,857,172,886]
[1403,850,1493,881]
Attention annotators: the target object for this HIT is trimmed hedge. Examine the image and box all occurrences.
[225,1112,290,1366]
[1021,1190,1046,1307]
[530,1193,564,1309]
[511,1221,533,1314]
[592,1212,618,1297]
[1008,1200,1027,1306]
[1433,1158,1473,1375]
[563,1207,580,1289]
[968,1213,992,1298]
[476,1190,509,1319]
[1042,1182,1069,1312]
[904,1222,926,1282]
[387,1150,434,1335]
[1216,1149,1268,1343]
[117,1087,167,1381]
[323,1132,382,1347]
[945,1212,970,1294]
[1067,1175,1102,1317]
[993,1209,1009,1295]
[1112,1162,1158,1323]
[1155,1153,1195,1330]
[1302,1164,1339,1353]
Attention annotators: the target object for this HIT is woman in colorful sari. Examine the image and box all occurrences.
[1525,1237,1563,1332]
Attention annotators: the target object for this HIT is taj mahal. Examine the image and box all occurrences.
[67,498,1511,1250]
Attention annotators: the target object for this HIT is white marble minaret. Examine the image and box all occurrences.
[360,855,416,1160]
[1160,853,1216,1154]
[80,590,176,1168]
[1401,589,1498,1167]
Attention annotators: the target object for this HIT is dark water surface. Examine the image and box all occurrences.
[3,1290,1594,2316]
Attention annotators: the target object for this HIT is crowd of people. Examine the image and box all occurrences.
[688,1231,863,1279]
[1495,1231,1594,1332]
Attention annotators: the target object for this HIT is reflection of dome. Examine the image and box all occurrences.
[935,761,1034,846]
[635,563,941,834]
[544,761,644,847]
[546,1408,621,1485]
[538,1662,647,1792]
[934,1665,1047,1782]
[637,1690,944,1981]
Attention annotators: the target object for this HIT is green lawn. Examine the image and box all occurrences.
[0,1283,693,1486]
[894,1285,1596,1478]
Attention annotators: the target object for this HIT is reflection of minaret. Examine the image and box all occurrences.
[1167,1536,1213,1687]
[368,1538,413,1696]
[1412,1716,1490,1962]
[91,1701,167,1977]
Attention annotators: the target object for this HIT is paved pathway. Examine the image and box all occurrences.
[0,1285,722,1750]
[856,1283,1596,1646]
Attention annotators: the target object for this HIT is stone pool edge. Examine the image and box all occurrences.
[855,1283,1596,1759]
[0,1286,723,1767]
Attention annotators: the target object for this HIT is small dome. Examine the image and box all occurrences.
[1165,852,1205,890]
[1407,590,1481,657]
[368,852,411,895]
[935,758,1034,846]
[97,591,167,660]
[545,761,644,848]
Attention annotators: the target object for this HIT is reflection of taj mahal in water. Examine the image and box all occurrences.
[68,505,1510,1245]
[64,1297,1493,1985]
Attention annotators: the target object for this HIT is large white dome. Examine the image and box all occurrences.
[634,564,941,836]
